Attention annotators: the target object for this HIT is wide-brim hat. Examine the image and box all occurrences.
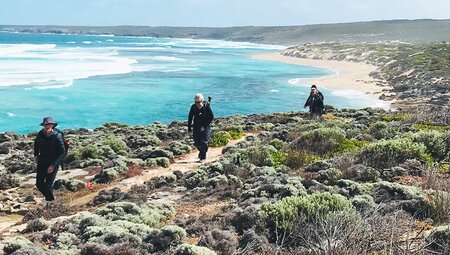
[40,116,58,127]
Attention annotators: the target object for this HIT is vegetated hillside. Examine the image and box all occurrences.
[2,19,450,45]
[1,107,450,254]
[282,41,450,109]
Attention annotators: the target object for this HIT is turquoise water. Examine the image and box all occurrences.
[0,32,379,134]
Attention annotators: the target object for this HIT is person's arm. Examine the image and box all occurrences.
[188,105,194,132]
[204,104,214,127]
[304,94,312,108]
[52,132,66,168]
[33,132,40,157]
[319,91,324,101]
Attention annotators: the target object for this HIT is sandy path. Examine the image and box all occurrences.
[70,134,251,206]
[0,134,251,237]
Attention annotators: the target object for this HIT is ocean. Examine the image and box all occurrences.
[0,32,383,134]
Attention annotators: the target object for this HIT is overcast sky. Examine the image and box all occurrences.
[0,0,449,27]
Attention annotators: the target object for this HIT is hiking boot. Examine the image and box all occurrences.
[197,159,205,163]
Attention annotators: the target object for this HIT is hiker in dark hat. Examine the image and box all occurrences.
[33,116,65,204]
[188,93,214,163]
[304,84,325,119]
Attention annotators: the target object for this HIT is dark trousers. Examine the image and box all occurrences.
[36,160,58,201]
[193,127,211,160]
[310,106,323,120]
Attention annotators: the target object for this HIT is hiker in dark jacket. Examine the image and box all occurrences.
[188,93,214,162]
[34,116,65,203]
[304,84,324,119]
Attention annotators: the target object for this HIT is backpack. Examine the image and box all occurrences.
[55,129,71,169]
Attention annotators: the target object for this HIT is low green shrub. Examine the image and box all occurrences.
[175,244,217,255]
[23,218,49,233]
[283,150,321,169]
[104,136,128,153]
[291,127,347,156]
[369,121,389,140]
[2,236,33,255]
[0,173,20,190]
[316,168,343,185]
[209,131,232,147]
[240,145,283,167]
[225,126,244,140]
[426,225,450,254]
[185,170,208,189]
[372,181,433,218]
[95,202,175,228]
[359,138,432,169]
[269,138,287,150]
[335,139,368,155]
[259,192,354,230]
[82,144,100,159]
[405,130,448,161]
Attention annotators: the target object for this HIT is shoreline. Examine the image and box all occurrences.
[252,52,391,102]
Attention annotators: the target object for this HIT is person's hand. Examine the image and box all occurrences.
[47,165,54,174]
[200,127,205,132]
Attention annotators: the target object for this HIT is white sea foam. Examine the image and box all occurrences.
[270,89,279,93]
[177,38,285,50]
[0,44,56,56]
[0,44,138,87]
[7,112,15,117]
[33,80,74,90]
[82,41,92,44]
[149,56,186,61]
[162,67,199,72]
[106,39,114,42]
[288,78,312,87]
[330,89,390,109]
[66,41,76,44]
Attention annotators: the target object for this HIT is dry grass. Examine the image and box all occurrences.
[175,200,231,218]
[123,164,145,178]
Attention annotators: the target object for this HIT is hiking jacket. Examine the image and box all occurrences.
[304,91,324,108]
[34,129,65,168]
[188,103,214,131]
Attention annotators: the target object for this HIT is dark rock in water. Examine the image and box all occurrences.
[305,160,333,172]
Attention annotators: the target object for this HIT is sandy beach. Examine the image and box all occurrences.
[252,52,388,97]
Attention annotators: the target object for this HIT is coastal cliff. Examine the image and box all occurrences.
[1,108,450,254]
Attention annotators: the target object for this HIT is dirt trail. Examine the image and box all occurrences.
[70,134,250,206]
[0,134,251,237]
